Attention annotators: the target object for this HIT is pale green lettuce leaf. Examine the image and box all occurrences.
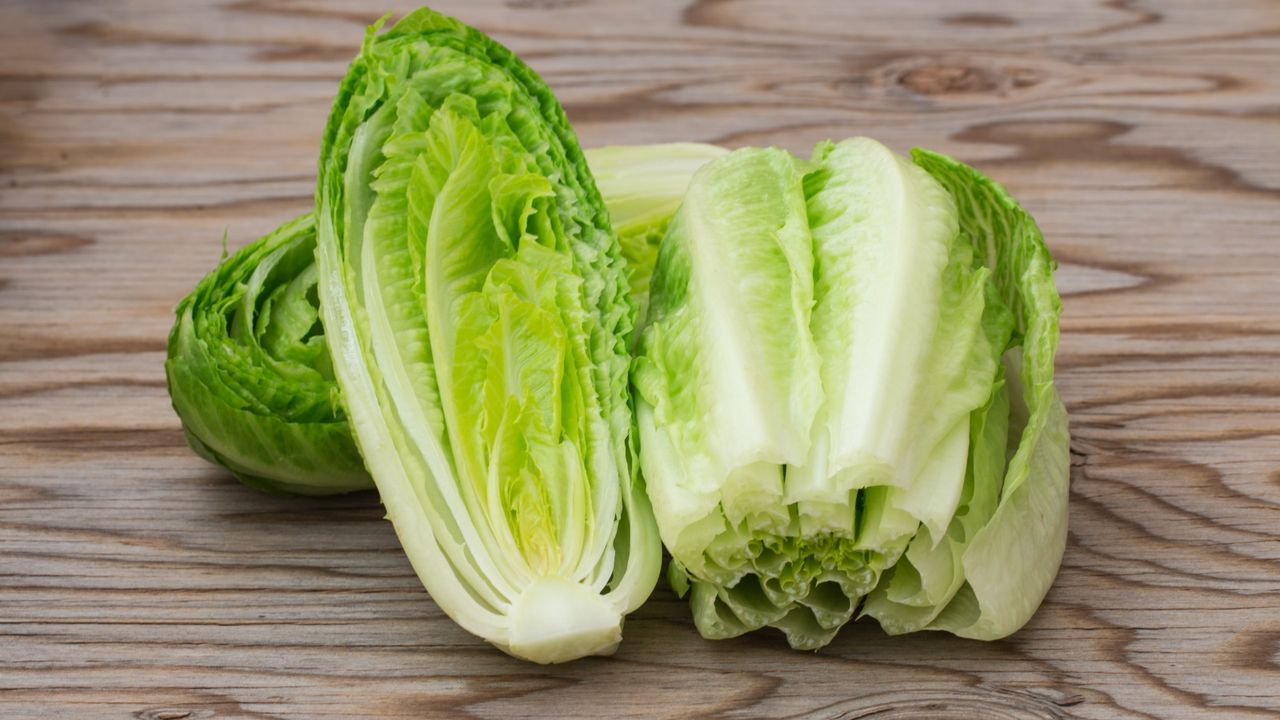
[634,147,824,584]
[901,149,1069,640]
[787,137,1000,546]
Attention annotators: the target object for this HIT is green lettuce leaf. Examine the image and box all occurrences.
[634,147,824,591]
[862,149,1068,640]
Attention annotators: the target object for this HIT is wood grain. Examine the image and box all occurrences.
[2,0,1278,717]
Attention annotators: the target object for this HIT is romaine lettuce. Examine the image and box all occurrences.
[310,9,661,663]
[634,138,1066,648]
[164,5,1065,657]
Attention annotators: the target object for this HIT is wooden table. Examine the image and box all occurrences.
[3,1,1277,717]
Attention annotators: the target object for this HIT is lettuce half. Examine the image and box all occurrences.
[310,9,661,663]
[634,138,1066,648]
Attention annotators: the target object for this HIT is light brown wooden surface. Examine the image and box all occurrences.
[2,1,1278,717]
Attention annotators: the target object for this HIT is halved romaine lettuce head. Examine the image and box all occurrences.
[311,9,662,663]
[634,138,1066,648]
[166,144,724,498]
[165,215,369,496]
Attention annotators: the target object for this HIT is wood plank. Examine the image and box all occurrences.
[1,0,1278,717]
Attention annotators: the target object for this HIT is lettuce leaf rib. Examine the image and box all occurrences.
[165,9,1066,652]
